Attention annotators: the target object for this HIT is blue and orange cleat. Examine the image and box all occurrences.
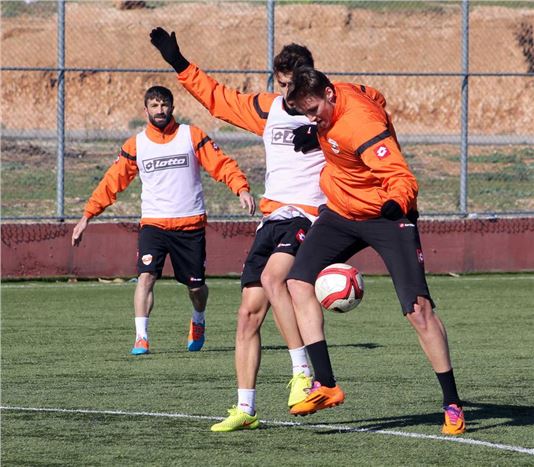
[442,403,466,435]
[131,337,149,355]
[187,320,205,351]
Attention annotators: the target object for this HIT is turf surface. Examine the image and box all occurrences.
[2,275,533,465]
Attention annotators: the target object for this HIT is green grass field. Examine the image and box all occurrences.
[2,275,533,465]
[2,139,533,219]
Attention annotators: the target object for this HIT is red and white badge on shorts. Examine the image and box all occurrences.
[295,229,306,243]
[416,248,424,264]
[374,144,391,159]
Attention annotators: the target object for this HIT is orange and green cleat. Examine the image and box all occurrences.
[187,320,205,351]
[131,337,149,355]
[289,380,345,416]
[442,404,466,435]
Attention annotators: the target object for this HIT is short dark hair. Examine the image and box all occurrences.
[144,86,174,107]
[273,43,314,74]
[287,67,333,103]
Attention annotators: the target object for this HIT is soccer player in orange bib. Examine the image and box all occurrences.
[72,86,255,356]
[150,28,389,432]
[284,67,465,435]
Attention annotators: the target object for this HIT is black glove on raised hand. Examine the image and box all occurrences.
[381,200,404,220]
[292,124,320,153]
[150,27,190,73]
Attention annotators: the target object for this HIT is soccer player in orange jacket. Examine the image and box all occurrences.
[150,28,388,432]
[284,67,465,435]
[71,86,255,356]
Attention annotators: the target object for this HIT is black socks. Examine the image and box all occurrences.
[436,368,461,407]
[306,340,336,388]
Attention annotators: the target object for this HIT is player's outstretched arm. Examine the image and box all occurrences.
[239,190,256,216]
[71,216,89,247]
[150,27,274,136]
[150,27,190,73]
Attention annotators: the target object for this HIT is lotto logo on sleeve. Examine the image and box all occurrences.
[374,144,391,159]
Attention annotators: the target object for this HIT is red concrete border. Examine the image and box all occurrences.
[1,219,533,279]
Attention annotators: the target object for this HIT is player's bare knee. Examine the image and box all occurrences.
[138,272,157,289]
[406,297,434,331]
[406,309,427,332]
[189,283,208,295]
[260,270,284,297]
[237,305,263,335]
[287,278,306,296]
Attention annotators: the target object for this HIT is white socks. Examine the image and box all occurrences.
[192,309,205,324]
[135,316,149,339]
[289,346,311,377]
[136,311,204,341]
[237,389,256,415]
[234,348,308,416]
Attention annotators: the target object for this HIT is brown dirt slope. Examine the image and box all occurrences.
[1,2,533,134]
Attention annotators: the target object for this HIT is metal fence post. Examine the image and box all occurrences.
[460,0,469,216]
[56,0,66,221]
[266,0,275,92]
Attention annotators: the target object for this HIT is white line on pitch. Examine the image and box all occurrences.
[1,405,533,456]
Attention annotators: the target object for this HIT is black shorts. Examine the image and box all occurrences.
[241,217,311,288]
[137,225,206,288]
[287,206,434,314]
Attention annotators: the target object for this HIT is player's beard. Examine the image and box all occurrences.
[149,112,172,129]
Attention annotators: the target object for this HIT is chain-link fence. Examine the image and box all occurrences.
[2,0,533,221]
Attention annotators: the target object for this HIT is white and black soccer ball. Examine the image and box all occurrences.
[314,263,364,313]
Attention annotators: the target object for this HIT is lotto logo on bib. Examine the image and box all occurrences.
[295,229,306,243]
[143,154,189,172]
[271,127,294,146]
[374,144,391,159]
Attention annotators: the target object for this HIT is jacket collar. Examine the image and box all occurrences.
[145,118,179,143]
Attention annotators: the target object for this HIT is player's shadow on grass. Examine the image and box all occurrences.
[178,342,383,353]
[310,400,533,434]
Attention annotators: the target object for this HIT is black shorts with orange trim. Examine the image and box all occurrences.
[241,217,311,288]
[287,206,434,314]
[137,225,206,288]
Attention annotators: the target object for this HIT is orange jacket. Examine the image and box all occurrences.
[177,64,388,216]
[178,63,278,137]
[318,83,418,220]
[178,63,386,137]
[84,119,250,230]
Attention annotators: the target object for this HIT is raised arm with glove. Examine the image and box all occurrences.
[150,27,190,73]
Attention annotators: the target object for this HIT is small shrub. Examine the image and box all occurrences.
[515,21,534,73]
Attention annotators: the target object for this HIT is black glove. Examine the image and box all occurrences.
[381,200,404,220]
[150,27,190,73]
[292,125,320,153]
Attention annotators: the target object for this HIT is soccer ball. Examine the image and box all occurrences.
[314,263,364,313]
